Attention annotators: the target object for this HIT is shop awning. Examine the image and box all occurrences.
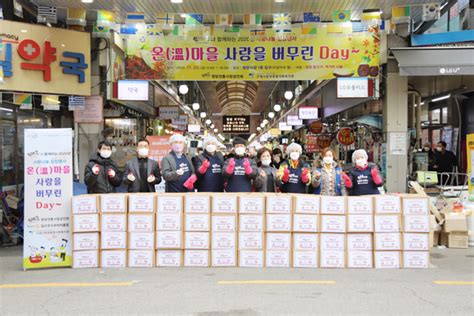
[391,47,474,76]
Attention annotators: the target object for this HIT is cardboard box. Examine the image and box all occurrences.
[184,232,210,249]
[402,196,429,215]
[128,250,154,268]
[374,251,401,269]
[446,232,469,249]
[429,215,438,248]
[239,195,265,214]
[128,213,154,232]
[266,233,291,251]
[129,232,155,250]
[266,194,293,214]
[347,196,374,214]
[320,233,345,251]
[239,214,264,232]
[375,233,402,251]
[72,195,98,214]
[266,214,292,232]
[156,231,182,249]
[293,214,318,233]
[72,250,99,268]
[347,234,372,251]
[403,251,429,268]
[156,213,182,231]
[347,215,374,233]
[73,214,99,232]
[404,215,430,233]
[100,213,127,232]
[156,250,182,267]
[185,194,211,213]
[320,250,345,268]
[375,194,401,214]
[100,250,127,268]
[212,232,236,250]
[293,251,318,268]
[265,250,290,268]
[374,215,401,233]
[293,194,320,214]
[128,194,155,213]
[185,213,210,232]
[100,194,127,213]
[212,194,238,213]
[239,250,264,268]
[184,250,210,267]
[101,231,127,249]
[293,233,318,251]
[156,194,183,213]
[443,213,468,232]
[73,232,99,251]
[211,249,237,267]
[320,196,346,215]
[347,251,373,268]
[239,232,264,250]
[212,214,237,232]
[403,233,429,251]
[320,215,346,233]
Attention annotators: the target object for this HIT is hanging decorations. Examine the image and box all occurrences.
[310,120,323,134]
[337,127,356,146]
[317,134,333,149]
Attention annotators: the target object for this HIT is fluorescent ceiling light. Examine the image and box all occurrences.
[431,94,451,102]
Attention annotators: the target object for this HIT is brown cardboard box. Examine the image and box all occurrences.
[347,196,374,214]
[239,232,264,250]
[185,213,210,232]
[374,233,402,251]
[128,250,154,268]
[73,232,99,251]
[320,233,345,251]
[129,232,155,250]
[265,250,291,267]
[266,233,291,251]
[403,233,429,251]
[100,213,127,232]
[184,232,210,249]
[374,251,401,269]
[375,195,401,214]
[239,214,264,232]
[212,193,238,213]
[239,194,265,214]
[72,195,98,214]
[212,214,237,232]
[72,250,99,268]
[346,233,372,251]
[100,194,127,213]
[239,250,264,267]
[404,215,430,233]
[293,251,318,268]
[211,249,237,267]
[293,233,318,251]
[347,214,374,233]
[402,251,429,268]
[212,232,236,250]
[374,214,401,233]
[156,231,182,249]
[156,212,182,231]
[320,250,345,268]
[401,194,429,215]
[443,213,468,232]
[347,251,373,268]
[429,215,438,248]
[73,214,99,232]
[184,250,210,267]
[185,193,211,213]
[128,213,155,232]
[266,194,293,214]
[156,250,183,267]
[293,214,318,233]
[156,194,184,213]
[101,231,127,249]
[128,193,155,213]
[320,215,346,233]
[293,194,320,214]
[446,232,469,248]
[100,250,127,268]
[266,214,292,232]
[320,196,346,215]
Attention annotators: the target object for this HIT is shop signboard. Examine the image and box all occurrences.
[23,128,73,270]
[299,107,319,119]
[124,28,380,81]
[337,78,369,98]
[223,116,250,133]
[306,135,318,153]
[337,127,356,146]
[317,134,333,149]
[172,114,188,126]
[73,96,103,123]
[310,120,323,134]
[287,115,303,126]
[146,135,171,166]
[188,124,201,133]
[279,122,293,131]
[0,20,91,96]
[159,106,179,119]
[467,134,474,200]
[117,80,149,101]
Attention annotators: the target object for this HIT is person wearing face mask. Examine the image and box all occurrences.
[312,148,346,196]
[161,134,197,192]
[341,149,383,196]
[123,139,162,192]
[277,143,312,193]
[193,136,224,192]
[433,141,457,184]
[84,141,122,194]
[254,148,278,192]
[222,137,258,192]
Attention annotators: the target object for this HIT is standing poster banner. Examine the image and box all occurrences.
[467,134,474,201]
[23,129,73,270]
[146,135,170,193]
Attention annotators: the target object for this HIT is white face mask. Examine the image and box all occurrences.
[206,144,216,153]
[356,158,367,167]
[424,147,431,151]
[323,156,333,165]
[436,147,443,152]
[138,148,149,157]
[235,147,246,156]
[100,150,112,159]
[261,159,271,166]
[290,152,300,161]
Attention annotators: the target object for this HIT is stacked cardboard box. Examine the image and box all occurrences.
[128,194,155,268]
[402,195,430,268]
[211,194,238,267]
[239,194,265,267]
[320,196,346,268]
[265,194,293,267]
[72,195,99,268]
[156,194,183,267]
[185,193,211,267]
[441,213,469,249]
[347,196,374,268]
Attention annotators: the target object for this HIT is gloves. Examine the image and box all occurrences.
[282,168,290,183]
[313,169,321,179]
[92,164,100,175]
[371,167,383,186]
[127,173,136,182]
[226,158,235,174]
[107,169,115,178]
[176,168,185,176]
[183,174,198,190]
[147,174,156,183]
[199,159,210,175]
[243,158,253,175]
[341,172,353,188]
[301,168,310,184]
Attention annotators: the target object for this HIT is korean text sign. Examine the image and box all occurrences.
[0,20,91,96]
[23,129,73,270]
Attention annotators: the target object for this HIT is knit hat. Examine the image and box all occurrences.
[233,137,247,146]
[286,142,303,155]
[203,136,218,148]
[169,134,186,144]
[352,149,368,163]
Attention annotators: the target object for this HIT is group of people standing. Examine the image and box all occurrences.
[84,134,384,196]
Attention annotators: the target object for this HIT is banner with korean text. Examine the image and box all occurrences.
[124,27,380,81]
[0,20,91,95]
[23,129,73,270]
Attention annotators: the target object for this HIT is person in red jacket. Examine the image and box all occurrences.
[341,149,383,196]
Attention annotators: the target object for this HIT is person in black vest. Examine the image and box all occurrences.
[194,136,224,192]
[222,137,258,192]
[84,141,122,193]
[161,134,197,192]
[342,149,383,196]
[123,138,162,192]
[277,142,311,193]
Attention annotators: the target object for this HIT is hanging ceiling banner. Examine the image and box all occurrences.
[124,27,380,81]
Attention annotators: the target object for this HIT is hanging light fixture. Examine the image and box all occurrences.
[192,103,200,110]
[210,123,215,129]
[200,112,207,118]
[284,90,294,100]
[213,128,218,133]
[179,84,189,94]
[274,104,282,112]
[205,119,212,125]
[260,122,265,128]
[171,0,183,3]
[262,119,269,125]
[268,112,275,119]
[257,127,262,131]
